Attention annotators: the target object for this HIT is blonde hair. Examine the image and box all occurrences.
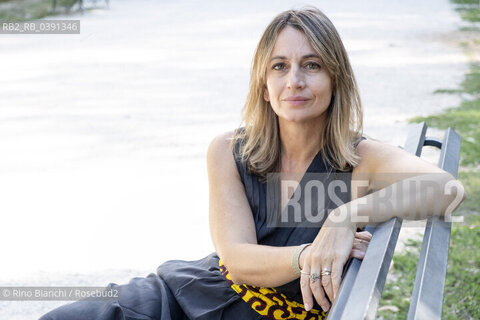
[233,7,363,179]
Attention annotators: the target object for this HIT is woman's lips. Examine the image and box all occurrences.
[283,96,310,106]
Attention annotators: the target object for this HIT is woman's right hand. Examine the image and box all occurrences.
[298,230,371,311]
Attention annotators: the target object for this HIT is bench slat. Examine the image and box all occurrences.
[404,122,428,156]
[407,128,461,320]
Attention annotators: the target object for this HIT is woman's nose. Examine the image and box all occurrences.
[287,67,305,89]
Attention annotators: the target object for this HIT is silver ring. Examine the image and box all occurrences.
[310,273,320,283]
[321,267,332,276]
[300,270,310,276]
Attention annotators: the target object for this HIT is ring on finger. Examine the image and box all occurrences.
[300,270,310,276]
[310,273,320,283]
[321,267,332,277]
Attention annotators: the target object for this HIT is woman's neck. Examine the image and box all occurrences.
[278,117,325,173]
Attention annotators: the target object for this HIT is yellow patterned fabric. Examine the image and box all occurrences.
[219,259,326,320]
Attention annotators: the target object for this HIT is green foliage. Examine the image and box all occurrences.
[433,88,462,94]
[433,64,480,96]
[463,64,480,94]
[452,0,479,4]
[378,242,419,319]
[0,0,79,22]
[411,64,480,167]
[458,8,480,23]
[443,214,480,319]
[452,0,480,22]
[460,25,480,31]
[379,192,480,319]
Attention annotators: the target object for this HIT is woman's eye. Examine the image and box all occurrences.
[305,62,320,70]
[272,63,286,71]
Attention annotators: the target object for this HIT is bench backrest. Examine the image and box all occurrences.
[327,122,461,320]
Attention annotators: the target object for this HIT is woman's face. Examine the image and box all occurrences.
[264,26,333,124]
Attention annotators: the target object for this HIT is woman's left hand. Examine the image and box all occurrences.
[299,213,365,312]
[350,231,372,260]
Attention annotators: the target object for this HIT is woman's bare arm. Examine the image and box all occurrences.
[207,131,299,287]
[300,139,466,312]
[347,139,466,226]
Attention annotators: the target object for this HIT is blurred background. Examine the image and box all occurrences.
[0,0,477,319]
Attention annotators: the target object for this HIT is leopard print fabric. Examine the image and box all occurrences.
[219,259,326,320]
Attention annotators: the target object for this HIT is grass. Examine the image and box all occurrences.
[452,0,480,22]
[378,4,480,317]
[412,64,480,167]
[377,240,419,320]
[443,205,480,319]
[411,65,480,167]
[0,0,78,22]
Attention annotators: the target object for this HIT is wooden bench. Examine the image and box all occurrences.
[327,122,461,320]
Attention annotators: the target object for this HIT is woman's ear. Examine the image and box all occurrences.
[263,86,270,102]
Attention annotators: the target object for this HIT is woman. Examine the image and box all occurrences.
[41,7,465,320]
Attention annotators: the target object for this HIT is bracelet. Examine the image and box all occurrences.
[292,243,311,276]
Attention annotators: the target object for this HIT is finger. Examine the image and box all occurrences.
[300,268,314,312]
[354,232,370,241]
[310,260,330,311]
[351,241,369,256]
[321,264,334,303]
[352,243,364,251]
[331,260,344,300]
[350,248,366,260]
[352,240,368,250]
[351,237,368,259]
[359,231,372,240]
[355,231,372,241]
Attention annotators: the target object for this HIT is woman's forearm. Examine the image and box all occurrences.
[340,172,466,228]
[223,243,300,287]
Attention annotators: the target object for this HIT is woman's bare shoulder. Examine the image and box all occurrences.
[209,130,235,150]
[352,138,380,174]
[207,130,235,159]
[207,130,239,177]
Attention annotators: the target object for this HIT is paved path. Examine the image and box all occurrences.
[0,0,467,318]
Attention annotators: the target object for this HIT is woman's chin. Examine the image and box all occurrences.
[278,112,326,125]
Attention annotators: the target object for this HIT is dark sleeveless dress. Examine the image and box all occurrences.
[40,137,358,320]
